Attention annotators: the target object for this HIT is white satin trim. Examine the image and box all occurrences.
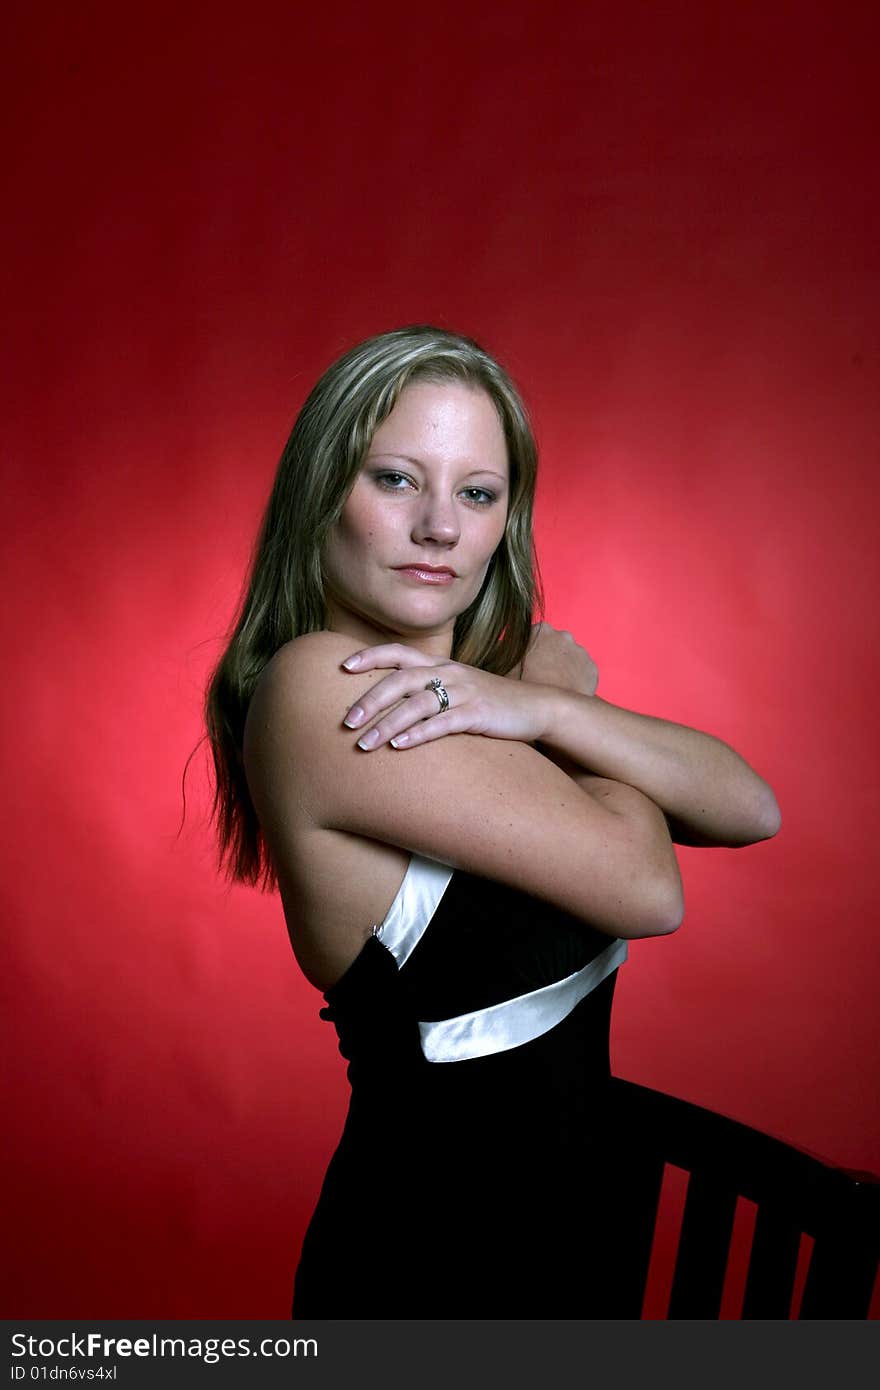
[417,936,628,1063]
[371,853,628,1064]
[373,853,454,967]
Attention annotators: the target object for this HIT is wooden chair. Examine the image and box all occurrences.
[606,1077,880,1318]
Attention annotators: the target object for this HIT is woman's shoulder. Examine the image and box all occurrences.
[282,629,352,656]
[247,633,418,991]
[263,629,352,681]
[249,631,351,727]
[244,629,367,841]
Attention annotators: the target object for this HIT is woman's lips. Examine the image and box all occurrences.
[393,566,456,585]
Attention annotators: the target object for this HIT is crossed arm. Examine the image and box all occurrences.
[530,690,780,849]
[340,624,781,852]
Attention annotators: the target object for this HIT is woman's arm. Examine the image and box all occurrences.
[344,623,780,851]
[511,623,780,849]
[533,688,780,848]
[247,632,684,940]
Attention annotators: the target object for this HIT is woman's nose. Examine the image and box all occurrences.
[411,495,460,546]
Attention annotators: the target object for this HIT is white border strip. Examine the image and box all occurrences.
[418,936,629,1063]
[374,853,455,967]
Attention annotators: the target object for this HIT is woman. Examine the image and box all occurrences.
[204,324,780,1317]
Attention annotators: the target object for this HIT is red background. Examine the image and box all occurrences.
[3,1,878,1317]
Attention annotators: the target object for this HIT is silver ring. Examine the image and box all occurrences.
[426,676,450,714]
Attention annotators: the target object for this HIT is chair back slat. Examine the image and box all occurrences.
[741,1206,801,1317]
[667,1171,737,1318]
[611,1149,667,1317]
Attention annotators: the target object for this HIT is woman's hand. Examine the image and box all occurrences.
[510,622,599,697]
[339,643,555,750]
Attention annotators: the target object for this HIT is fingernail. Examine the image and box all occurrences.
[342,654,361,669]
[343,706,365,728]
[357,728,380,750]
[390,734,409,748]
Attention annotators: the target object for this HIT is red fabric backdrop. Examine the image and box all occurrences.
[3,0,878,1317]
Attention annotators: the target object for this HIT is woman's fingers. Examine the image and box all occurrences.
[341,643,430,672]
[341,657,548,748]
[343,665,453,729]
[389,711,460,749]
[355,693,460,750]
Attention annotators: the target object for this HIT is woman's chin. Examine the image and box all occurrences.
[329,601,454,647]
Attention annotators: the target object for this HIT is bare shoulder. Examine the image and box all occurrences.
[245,630,369,815]
[244,631,417,991]
[243,630,368,857]
[252,628,355,697]
[246,631,354,756]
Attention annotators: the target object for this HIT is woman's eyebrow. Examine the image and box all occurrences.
[367,451,508,482]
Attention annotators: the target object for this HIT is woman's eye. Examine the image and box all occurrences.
[375,472,413,491]
[461,487,496,505]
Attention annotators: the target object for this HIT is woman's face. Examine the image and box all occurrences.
[322,380,510,657]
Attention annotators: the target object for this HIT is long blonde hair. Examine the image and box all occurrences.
[195,325,544,891]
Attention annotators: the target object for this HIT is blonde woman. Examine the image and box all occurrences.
[202,325,779,1316]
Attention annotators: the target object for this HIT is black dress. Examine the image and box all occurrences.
[291,853,631,1318]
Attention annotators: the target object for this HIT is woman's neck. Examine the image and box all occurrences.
[323,605,454,662]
